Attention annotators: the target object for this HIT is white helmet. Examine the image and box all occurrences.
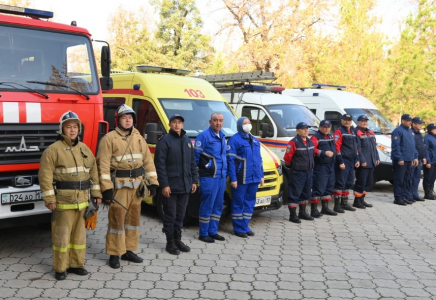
[59,111,81,134]
[115,104,136,128]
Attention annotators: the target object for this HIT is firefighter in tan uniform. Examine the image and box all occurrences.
[39,111,102,281]
[97,104,158,269]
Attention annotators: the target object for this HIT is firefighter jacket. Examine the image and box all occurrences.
[424,133,436,164]
[334,125,359,164]
[355,126,379,168]
[194,126,227,178]
[97,127,158,192]
[39,134,102,210]
[391,124,418,162]
[154,129,199,193]
[413,129,426,160]
[311,131,336,165]
[284,135,316,171]
[227,132,264,184]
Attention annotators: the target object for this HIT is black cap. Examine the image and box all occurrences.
[412,117,424,124]
[169,114,184,122]
[357,115,369,121]
[341,114,352,120]
[319,120,331,127]
[296,122,309,129]
[401,114,412,121]
[427,123,435,131]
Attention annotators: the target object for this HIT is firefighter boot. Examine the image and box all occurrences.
[321,200,338,216]
[288,207,301,224]
[298,204,314,221]
[165,232,181,255]
[333,196,345,213]
[353,197,366,209]
[310,202,323,218]
[174,229,190,253]
[341,196,356,211]
[361,195,373,207]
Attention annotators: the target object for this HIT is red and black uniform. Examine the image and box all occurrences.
[354,127,379,196]
[284,135,318,208]
[333,125,359,198]
[310,131,336,204]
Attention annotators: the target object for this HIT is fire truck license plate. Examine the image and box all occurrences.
[1,190,42,205]
[255,196,271,206]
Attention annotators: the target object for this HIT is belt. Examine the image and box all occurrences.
[55,180,91,190]
[114,167,144,178]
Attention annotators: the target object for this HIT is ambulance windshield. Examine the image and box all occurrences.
[160,99,239,138]
[345,108,394,134]
[0,25,99,94]
[265,104,319,132]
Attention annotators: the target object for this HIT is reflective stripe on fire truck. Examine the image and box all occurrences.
[1,102,41,123]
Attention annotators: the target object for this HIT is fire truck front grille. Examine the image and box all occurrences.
[0,123,59,165]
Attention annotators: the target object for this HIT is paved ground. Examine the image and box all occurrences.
[1,181,436,300]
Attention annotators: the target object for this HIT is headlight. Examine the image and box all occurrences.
[277,163,283,175]
[377,144,391,157]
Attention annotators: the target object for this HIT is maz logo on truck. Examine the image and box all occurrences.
[5,136,40,152]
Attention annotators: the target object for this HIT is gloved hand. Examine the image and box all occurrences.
[102,189,114,204]
[148,185,158,196]
[85,211,97,230]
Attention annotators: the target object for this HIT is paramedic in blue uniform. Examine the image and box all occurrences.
[353,115,380,209]
[391,114,418,206]
[284,122,319,223]
[423,123,436,200]
[194,112,227,243]
[154,114,199,255]
[411,117,426,201]
[333,114,360,213]
[227,117,264,238]
[309,120,337,217]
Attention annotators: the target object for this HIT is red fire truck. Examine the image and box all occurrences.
[0,5,111,228]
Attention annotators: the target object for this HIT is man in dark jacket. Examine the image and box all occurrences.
[391,114,419,205]
[155,114,199,255]
[411,117,426,201]
[353,115,380,209]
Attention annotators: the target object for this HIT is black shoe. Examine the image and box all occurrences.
[321,200,338,216]
[289,207,301,223]
[341,196,356,211]
[121,251,143,263]
[393,199,407,206]
[55,271,66,280]
[199,235,215,243]
[234,232,248,238]
[333,196,344,213]
[173,230,190,253]
[209,234,225,241]
[424,189,436,200]
[403,199,414,204]
[109,255,120,269]
[298,205,314,221]
[413,197,425,202]
[353,197,366,209]
[67,268,88,276]
[310,203,323,218]
[165,232,181,255]
[246,231,255,236]
[360,195,373,207]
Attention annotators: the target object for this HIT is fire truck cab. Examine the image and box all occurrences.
[0,5,111,228]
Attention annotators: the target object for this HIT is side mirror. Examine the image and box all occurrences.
[101,46,111,77]
[100,77,113,90]
[260,123,273,138]
[145,123,158,144]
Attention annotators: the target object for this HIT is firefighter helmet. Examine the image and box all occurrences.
[59,110,81,134]
[115,104,136,128]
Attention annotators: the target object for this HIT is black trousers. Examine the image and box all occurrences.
[423,165,436,190]
[161,193,189,234]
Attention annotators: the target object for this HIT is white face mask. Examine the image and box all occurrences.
[242,124,252,133]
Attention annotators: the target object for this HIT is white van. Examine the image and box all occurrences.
[283,85,394,184]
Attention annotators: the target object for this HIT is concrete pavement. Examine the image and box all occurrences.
[1,181,436,300]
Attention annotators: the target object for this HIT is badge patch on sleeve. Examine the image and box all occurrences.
[227,145,231,150]
[394,136,398,139]
[195,141,201,147]
[286,145,291,153]
[334,134,340,141]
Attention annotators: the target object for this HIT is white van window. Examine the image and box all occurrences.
[325,111,342,132]
[242,106,273,137]
[265,104,319,131]
[344,108,395,134]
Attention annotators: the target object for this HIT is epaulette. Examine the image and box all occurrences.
[157,134,166,142]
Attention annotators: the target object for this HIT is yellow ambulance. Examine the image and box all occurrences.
[102,65,283,222]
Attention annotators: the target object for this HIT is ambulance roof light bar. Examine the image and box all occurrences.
[197,71,276,83]
[312,83,346,90]
[136,65,191,76]
[0,4,53,19]
[243,84,285,92]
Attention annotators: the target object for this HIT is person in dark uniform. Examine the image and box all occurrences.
[391,114,418,206]
[333,114,360,213]
[309,120,337,217]
[424,123,436,200]
[411,117,426,201]
[154,114,199,255]
[284,122,319,223]
[353,115,380,209]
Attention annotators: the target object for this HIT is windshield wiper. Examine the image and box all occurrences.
[27,81,90,100]
[0,81,49,99]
